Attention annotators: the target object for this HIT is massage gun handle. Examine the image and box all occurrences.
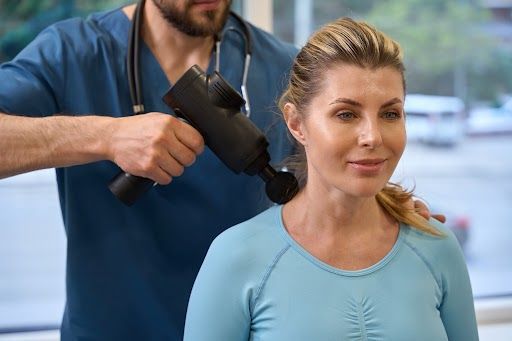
[108,172,155,206]
[108,115,192,206]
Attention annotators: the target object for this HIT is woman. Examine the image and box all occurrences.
[184,18,478,341]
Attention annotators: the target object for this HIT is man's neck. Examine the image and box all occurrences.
[123,2,216,84]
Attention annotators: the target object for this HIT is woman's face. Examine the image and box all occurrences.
[286,64,406,199]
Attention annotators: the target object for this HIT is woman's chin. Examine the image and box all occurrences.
[337,183,386,199]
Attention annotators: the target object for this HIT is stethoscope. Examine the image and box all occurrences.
[127,0,253,117]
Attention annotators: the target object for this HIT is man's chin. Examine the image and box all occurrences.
[185,18,223,36]
[154,0,230,37]
[191,11,229,35]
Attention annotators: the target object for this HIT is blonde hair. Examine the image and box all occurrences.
[280,18,441,236]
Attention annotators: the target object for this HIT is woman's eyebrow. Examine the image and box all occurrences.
[381,97,403,108]
[328,97,403,108]
[329,98,361,106]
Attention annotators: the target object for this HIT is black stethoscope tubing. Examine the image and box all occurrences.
[127,0,253,116]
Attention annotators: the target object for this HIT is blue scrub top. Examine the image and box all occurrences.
[0,7,297,340]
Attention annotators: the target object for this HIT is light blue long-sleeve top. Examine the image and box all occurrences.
[185,205,478,341]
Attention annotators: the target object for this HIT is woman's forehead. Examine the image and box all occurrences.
[315,65,405,102]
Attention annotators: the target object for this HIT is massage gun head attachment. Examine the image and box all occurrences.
[164,65,299,204]
[258,166,299,204]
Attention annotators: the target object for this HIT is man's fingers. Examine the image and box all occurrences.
[413,199,447,223]
[432,214,446,224]
[167,137,198,167]
[413,199,430,220]
[416,207,429,220]
[153,167,173,185]
[109,113,204,182]
[159,151,185,178]
[174,119,205,155]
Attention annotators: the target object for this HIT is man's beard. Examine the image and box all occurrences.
[152,0,231,37]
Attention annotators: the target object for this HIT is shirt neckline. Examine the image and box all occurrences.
[273,205,407,277]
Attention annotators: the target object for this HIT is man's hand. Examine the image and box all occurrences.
[413,199,446,223]
[108,112,204,184]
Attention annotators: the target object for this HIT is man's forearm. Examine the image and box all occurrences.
[0,113,114,179]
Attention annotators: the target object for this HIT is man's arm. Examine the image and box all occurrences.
[0,113,110,178]
[413,199,446,223]
[0,112,204,184]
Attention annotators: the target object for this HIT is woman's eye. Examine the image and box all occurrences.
[337,112,355,120]
[382,111,401,120]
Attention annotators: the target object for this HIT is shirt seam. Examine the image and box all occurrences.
[88,8,129,49]
[403,238,443,293]
[250,244,290,316]
[357,302,369,341]
[89,7,124,24]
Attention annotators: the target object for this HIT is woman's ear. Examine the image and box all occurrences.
[283,103,307,146]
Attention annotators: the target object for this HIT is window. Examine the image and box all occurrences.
[2,0,511,335]
[0,170,65,331]
[0,0,246,332]
[274,0,512,299]
[0,0,131,332]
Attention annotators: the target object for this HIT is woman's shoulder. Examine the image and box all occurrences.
[205,205,288,269]
[217,205,280,235]
[402,219,466,271]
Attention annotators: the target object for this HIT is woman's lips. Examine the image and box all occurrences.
[348,159,387,175]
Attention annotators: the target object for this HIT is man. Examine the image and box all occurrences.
[0,1,438,339]
[1,0,297,339]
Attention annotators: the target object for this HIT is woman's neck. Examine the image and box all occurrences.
[282,184,399,270]
[284,181,386,237]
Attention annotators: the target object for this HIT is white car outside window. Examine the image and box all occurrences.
[404,94,466,146]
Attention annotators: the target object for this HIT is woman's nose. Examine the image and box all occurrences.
[357,118,383,149]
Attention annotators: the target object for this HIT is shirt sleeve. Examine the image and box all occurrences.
[184,233,253,341]
[437,223,479,340]
[0,26,64,117]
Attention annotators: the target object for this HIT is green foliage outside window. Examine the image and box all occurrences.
[0,0,131,61]
[364,0,512,104]
[274,0,512,105]
[2,0,511,103]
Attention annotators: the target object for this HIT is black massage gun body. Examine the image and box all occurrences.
[164,66,268,175]
[109,65,298,205]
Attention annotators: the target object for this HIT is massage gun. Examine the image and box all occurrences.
[109,65,299,206]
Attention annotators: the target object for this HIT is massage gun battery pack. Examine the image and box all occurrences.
[109,65,298,206]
